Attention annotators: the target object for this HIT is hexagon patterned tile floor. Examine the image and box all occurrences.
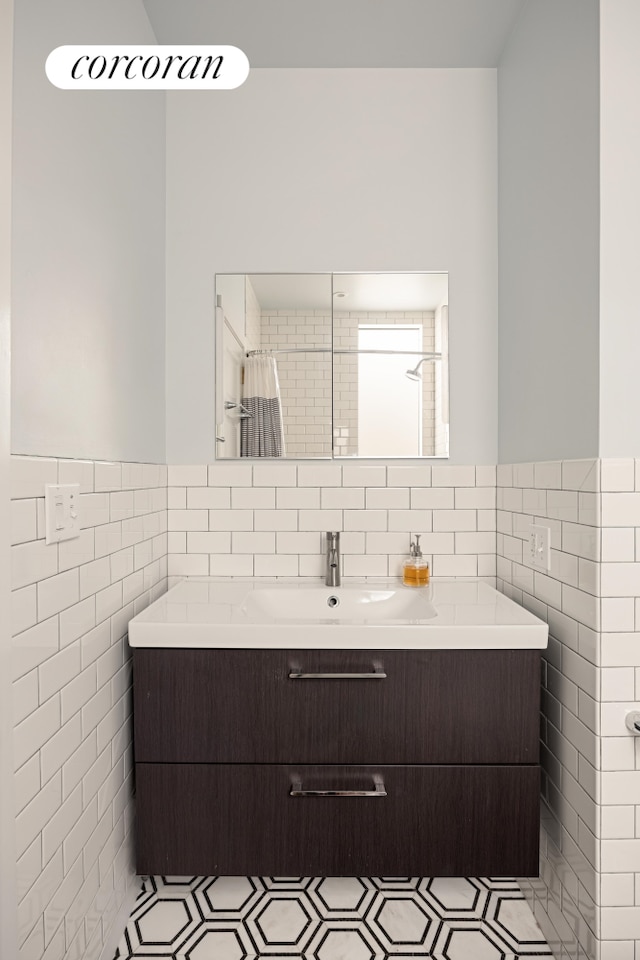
[114,877,552,959]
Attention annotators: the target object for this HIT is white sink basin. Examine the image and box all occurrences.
[128,578,548,650]
[242,585,437,622]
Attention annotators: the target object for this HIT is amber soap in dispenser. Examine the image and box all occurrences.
[403,534,430,586]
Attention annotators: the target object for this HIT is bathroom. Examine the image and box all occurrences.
[1,0,639,957]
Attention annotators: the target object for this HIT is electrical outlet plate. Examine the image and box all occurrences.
[528,523,551,572]
[45,484,81,544]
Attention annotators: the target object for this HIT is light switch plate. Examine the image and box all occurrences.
[45,484,81,544]
[528,523,551,572]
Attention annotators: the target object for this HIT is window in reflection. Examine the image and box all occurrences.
[333,300,440,457]
[358,325,424,457]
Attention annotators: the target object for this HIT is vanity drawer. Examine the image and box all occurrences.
[135,762,540,877]
[133,647,540,764]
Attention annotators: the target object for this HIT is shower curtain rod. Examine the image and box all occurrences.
[246,348,442,359]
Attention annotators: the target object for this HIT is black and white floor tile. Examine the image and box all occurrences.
[115,877,552,960]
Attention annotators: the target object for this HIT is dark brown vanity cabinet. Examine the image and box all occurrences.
[133,647,541,877]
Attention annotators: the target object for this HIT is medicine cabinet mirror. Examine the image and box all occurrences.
[215,272,449,459]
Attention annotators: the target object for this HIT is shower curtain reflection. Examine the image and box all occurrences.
[240,354,285,457]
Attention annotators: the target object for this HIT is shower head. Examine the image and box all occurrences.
[405,358,427,380]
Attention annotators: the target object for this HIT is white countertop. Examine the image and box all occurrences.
[128,578,549,650]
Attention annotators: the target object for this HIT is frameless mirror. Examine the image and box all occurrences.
[215,272,448,459]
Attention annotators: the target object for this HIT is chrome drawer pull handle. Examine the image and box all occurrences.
[288,671,387,679]
[288,663,386,680]
[290,775,387,798]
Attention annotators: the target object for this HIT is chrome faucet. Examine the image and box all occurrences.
[325,531,341,587]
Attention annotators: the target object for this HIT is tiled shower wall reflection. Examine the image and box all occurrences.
[11,457,168,960]
[260,309,332,457]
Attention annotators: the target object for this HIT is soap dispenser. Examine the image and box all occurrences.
[403,534,430,587]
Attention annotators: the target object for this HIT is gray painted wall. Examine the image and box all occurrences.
[1,0,17,956]
[497,0,600,463]
[11,3,614,467]
[11,0,166,463]
[166,68,499,464]
[599,0,640,458]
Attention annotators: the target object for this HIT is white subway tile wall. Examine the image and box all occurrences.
[497,458,640,960]
[11,456,168,960]
[14,453,640,960]
[167,462,497,581]
[597,461,640,958]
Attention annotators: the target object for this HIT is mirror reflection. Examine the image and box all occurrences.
[215,272,448,459]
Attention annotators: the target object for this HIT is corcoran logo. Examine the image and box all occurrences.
[46,45,250,90]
